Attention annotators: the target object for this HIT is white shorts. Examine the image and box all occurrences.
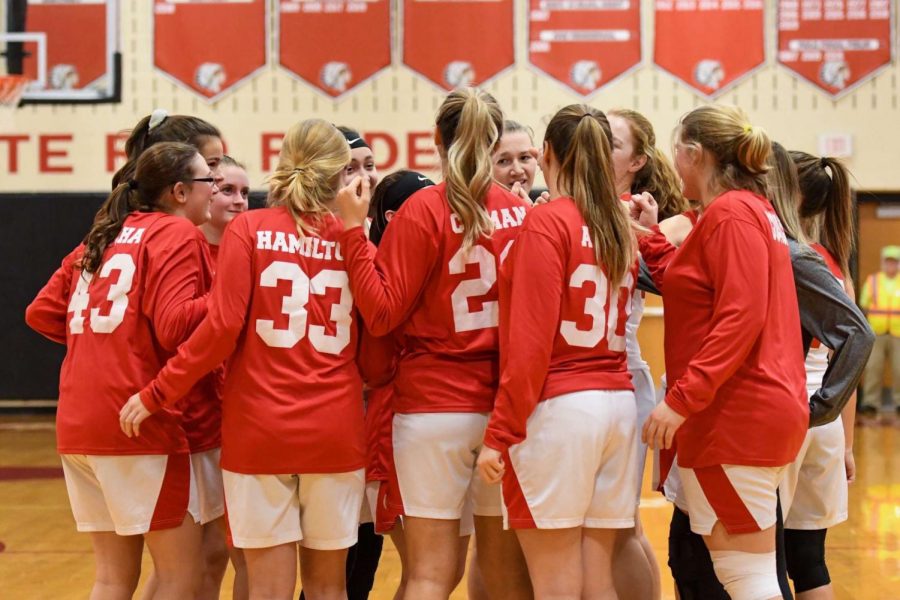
[631,365,656,504]
[780,418,848,530]
[359,480,380,525]
[222,469,365,550]
[502,391,638,530]
[189,449,225,525]
[60,453,191,535]
[679,464,786,535]
[392,412,502,523]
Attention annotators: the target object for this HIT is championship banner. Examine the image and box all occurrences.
[279,0,391,98]
[22,0,109,92]
[654,0,765,97]
[403,0,514,90]
[528,0,641,96]
[153,0,267,101]
[777,0,892,97]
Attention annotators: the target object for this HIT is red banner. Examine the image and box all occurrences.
[528,0,641,95]
[278,1,391,98]
[778,0,892,96]
[23,0,109,92]
[654,0,765,97]
[403,0,514,90]
[154,0,267,101]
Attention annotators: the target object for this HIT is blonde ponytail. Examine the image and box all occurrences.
[678,105,771,198]
[546,105,636,286]
[436,88,504,250]
[268,119,350,236]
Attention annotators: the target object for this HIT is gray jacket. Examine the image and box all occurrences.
[638,239,874,428]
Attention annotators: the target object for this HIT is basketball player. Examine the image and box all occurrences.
[334,88,532,600]
[637,139,871,600]
[26,142,217,599]
[639,106,809,600]
[781,151,862,600]
[119,120,385,600]
[608,107,690,600]
[477,104,639,598]
[193,155,250,600]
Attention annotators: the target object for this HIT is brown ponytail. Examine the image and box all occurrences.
[545,105,635,286]
[766,142,806,243]
[82,142,200,274]
[791,150,854,275]
[436,87,504,250]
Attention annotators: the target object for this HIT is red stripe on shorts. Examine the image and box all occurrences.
[375,480,402,535]
[149,453,190,531]
[694,465,761,534]
[501,449,537,529]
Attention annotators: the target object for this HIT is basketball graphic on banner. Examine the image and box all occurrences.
[527,0,641,96]
[777,0,892,97]
[654,0,764,97]
[404,0,514,91]
[153,0,267,102]
[278,0,390,98]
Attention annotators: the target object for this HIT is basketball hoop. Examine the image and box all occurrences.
[0,75,27,129]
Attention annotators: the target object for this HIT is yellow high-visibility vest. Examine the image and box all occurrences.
[861,273,900,336]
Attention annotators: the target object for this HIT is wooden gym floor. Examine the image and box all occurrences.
[0,414,897,599]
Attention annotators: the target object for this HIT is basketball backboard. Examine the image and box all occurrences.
[2,0,121,103]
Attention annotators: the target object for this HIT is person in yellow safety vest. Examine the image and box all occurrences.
[858,245,900,414]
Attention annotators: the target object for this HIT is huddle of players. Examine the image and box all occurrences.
[26,88,872,600]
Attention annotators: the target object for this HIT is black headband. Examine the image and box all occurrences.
[370,171,434,246]
[342,129,370,150]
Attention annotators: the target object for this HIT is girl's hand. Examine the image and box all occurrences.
[509,181,533,206]
[335,175,371,230]
[844,448,856,483]
[642,401,686,450]
[630,192,659,228]
[119,394,152,438]
[477,446,505,484]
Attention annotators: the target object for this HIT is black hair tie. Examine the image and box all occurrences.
[128,179,139,190]
[820,157,829,169]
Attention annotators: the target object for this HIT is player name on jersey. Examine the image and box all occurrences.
[255,230,344,262]
[113,226,145,246]
[449,206,527,234]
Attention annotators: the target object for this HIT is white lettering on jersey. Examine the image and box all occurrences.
[450,207,526,236]
[256,230,344,262]
[114,227,145,245]
[581,226,593,249]
[766,212,789,246]
[450,213,465,234]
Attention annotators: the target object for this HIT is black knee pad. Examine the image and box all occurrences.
[784,528,830,593]
[668,508,730,600]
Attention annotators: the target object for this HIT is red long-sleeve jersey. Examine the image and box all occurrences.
[176,240,225,453]
[25,212,211,455]
[662,190,807,468]
[339,183,530,414]
[483,198,636,452]
[140,207,374,474]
